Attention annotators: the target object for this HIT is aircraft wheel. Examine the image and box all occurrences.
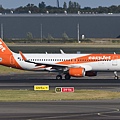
[56,75,62,80]
[114,71,119,79]
[65,73,71,80]
[114,76,119,79]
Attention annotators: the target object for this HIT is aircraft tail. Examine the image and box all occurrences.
[0,38,12,54]
[0,38,19,68]
[0,38,13,66]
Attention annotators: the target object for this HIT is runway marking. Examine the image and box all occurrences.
[28,107,120,120]
[29,113,99,120]
[0,109,119,120]
[30,109,119,119]
[98,108,120,118]
[0,104,119,120]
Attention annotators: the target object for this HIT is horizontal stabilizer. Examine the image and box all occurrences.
[19,51,27,61]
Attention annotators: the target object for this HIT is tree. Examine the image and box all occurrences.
[76,3,80,9]
[47,34,54,40]
[117,5,120,13]
[1,1,120,14]
[26,4,31,7]
[27,32,33,40]
[68,1,74,9]
[39,2,46,8]
[63,2,67,9]
[62,32,69,40]
[73,2,77,8]
[108,5,117,13]
[68,1,81,13]
[0,5,4,13]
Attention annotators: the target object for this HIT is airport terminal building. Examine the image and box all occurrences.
[0,13,120,39]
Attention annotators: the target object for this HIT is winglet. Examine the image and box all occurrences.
[19,51,27,61]
[60,49,65,54]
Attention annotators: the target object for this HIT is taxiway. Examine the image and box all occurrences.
[0,72,120,120]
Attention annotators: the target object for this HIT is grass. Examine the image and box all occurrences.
[0,90,120,102]
[8,44,120,48]
[0,65,25,74]
[0,66,120,102]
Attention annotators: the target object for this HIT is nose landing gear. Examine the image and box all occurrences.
[114,71,119,79]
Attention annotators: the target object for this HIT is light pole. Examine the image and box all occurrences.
[1,23,3,39]
[41,24,42,42]
[77,23,80,43]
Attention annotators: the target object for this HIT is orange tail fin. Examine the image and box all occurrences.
[0,38,12,67]
[0,38,12,54]
[0,38,19,68]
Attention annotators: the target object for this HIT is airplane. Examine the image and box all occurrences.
[0,38,119,80]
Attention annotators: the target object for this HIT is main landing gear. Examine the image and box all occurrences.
[114,71,119,79]
[64,73,71,80]
[56,74,71,80]
[56,75,62,80]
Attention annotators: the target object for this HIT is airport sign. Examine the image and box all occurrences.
[34,85,49,91]
[55,87,74,93]
[61,87,74,92]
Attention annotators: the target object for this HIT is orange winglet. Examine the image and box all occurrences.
[19,51,27,61]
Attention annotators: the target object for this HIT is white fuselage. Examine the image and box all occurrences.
[13,53,120,72]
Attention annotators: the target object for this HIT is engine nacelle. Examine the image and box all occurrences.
[85,71,97,76]
[69,68,85,77]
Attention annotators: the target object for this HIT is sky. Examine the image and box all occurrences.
[0,0,120,9]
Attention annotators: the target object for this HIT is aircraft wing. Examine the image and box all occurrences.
[27,60,68,68]
[19,51,92,71]
[19,51,68,68]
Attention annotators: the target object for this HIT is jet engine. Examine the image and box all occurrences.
[69,68,85,77]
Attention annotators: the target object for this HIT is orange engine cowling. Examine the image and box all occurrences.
[69,68,85,77]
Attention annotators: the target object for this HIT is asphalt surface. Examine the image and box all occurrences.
[0,72,120,120]
[0,72,120,91]
[0,100,120,120]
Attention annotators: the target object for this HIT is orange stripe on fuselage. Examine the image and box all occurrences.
[57,54,120,65]
[32,65,46,70]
